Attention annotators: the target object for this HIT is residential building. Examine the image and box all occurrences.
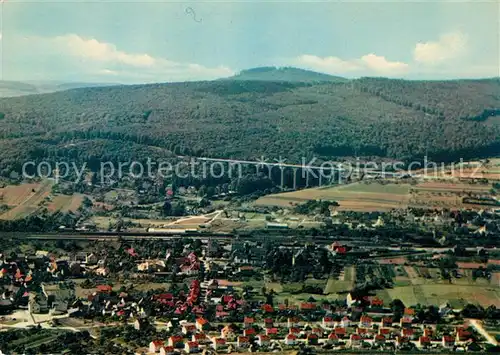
[285,334,297,346]
[159,346,175,355]
[257,334,271,346]
[149,340,164,353]
[350,334,362,347]
[184,341,199,353]
[419,336,431,347]
[442,335,455,348]
[237,336,250,348]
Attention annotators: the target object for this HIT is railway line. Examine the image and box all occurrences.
[3,231,494,252]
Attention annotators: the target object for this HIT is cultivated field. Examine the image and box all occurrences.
[377,284,500,308]
[0,181,53,220]
[0,181,84,219]
[410,181,495,210]
[324,266,355,293]
[256,179,496,212]
[255,182,411,211]
[374,263,500,308]
[47,194,84,213]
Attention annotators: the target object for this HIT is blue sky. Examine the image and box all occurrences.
[1,0,499,83]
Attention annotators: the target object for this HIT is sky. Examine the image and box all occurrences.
[1,0,499,83]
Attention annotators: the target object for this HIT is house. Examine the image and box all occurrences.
[184,341,199,353]
[423,327,434,338]
[220,324,236,339]
[182,323,196,335]
[346,292,368,307]
[244,317,254,328]
[195,318,209,331]
[328,333,339,345]
[401,328,414,339]
[266,327,278,337]
[442,335,455,348]
[357,327,368,336]
[285,334,297,346]
[349,334,362,347]
[237,336,250,348]
[334,327,347,338]
[400,316,412,328]
[168,335,184,348]
[381,317,393,328]
[264,317,273,328]
[404,307,415,318]
[149,340,164,353]
[341,316,351,327]
[373,334,386,345]
[300,302,316,311]
[323,316,335,328]
[289,327,300,335]
[307,333,319,346]
[396,336,409,348]
[243,327,256,337]
[159,346,175,355]
[192,333,208,344]
[419,336,431,347]
[379,328,391,336]
[257,334,271,346]
[456,328,472,342]
[212,337,226,351]
[359,315,373,328]
[96,285,112,293]
[370,297,384,308]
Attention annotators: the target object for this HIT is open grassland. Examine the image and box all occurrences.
[255,182,411,211]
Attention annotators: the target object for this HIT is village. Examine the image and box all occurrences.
[0,222,499,354]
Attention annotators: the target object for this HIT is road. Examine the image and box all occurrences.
[468,319,499,346]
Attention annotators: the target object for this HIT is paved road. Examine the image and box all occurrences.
[468,319,498,346]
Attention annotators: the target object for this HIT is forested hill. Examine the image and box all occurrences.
[0,80,119,98]
[228,67,348,83]
[0,75,498,176]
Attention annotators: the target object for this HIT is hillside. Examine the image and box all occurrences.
[0,74,498,177]
[228,67,348,83]
[0,80,119,98]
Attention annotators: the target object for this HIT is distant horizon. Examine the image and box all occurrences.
[2,65,499,87]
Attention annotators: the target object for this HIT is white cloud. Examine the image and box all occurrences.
[56,34,157,67]
[297,54,362,73]
[296,53,409,76]
[413,32,468,65]
[360,54,409,74]
[5,34,234,83]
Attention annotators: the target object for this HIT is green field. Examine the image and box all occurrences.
[376,284,500,308]
[324,266,355,294]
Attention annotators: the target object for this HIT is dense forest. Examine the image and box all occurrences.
[0,68,498,178]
